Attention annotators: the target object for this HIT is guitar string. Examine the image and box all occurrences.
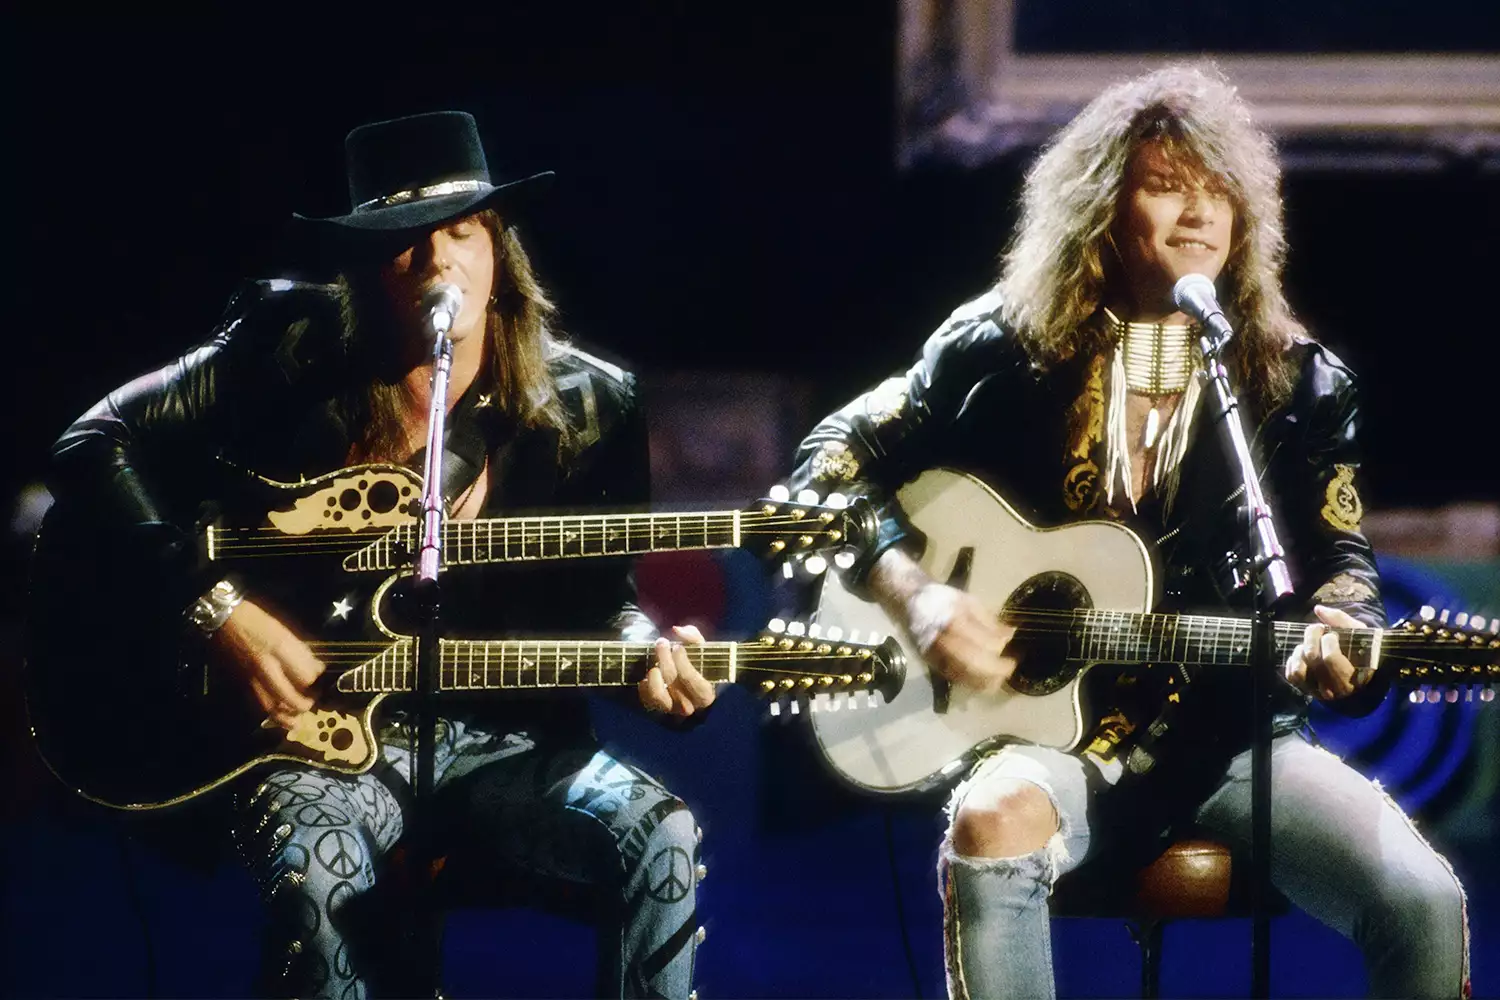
[209,526,843,558]
[215,514,833,538]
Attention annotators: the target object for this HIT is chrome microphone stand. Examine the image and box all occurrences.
[406,289,458,997]
[1194,301,1294,1000]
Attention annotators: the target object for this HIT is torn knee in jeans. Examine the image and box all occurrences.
[941,830,1071,889]
[944,755,1072,879]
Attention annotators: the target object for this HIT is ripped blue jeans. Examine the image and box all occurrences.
[233,719,702,999]
[939,735,1469,999]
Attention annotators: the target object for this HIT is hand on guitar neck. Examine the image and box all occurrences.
[1285,603,1377,702]
[638,624,716,717]
[214,601,716,727]
[868,548,1018,695]
[212,599,327,730]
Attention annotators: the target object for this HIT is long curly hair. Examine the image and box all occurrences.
[997,63,1303,406]
[339,209,575,463]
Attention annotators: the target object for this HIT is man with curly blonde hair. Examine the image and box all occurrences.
[788,65,1468,998]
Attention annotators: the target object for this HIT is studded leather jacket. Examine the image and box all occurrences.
[787,291,1387,793]
[48,279,656,742]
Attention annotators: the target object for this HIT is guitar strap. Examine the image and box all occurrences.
[1122,663,1196,777]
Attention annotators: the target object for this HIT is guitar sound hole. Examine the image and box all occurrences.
[1003,572,1091,696]
[367,480,400,513]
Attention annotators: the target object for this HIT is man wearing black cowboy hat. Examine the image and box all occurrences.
[47,110,712,999]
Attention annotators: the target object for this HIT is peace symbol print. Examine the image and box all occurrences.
[315,829,365,880]
[647,846,693,904]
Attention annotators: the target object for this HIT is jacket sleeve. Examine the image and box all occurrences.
[785,291,1017,590]
[45,281,307,609]
[554,366,658,642]
[1269,343,1388,715]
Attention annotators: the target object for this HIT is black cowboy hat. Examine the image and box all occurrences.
[293,110,552,242]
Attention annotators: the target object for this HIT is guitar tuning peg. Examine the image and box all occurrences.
[796,489,821,506]
[825,626,843,641]
[1445,689,1459,703]
[1409,689,1424,704]
[1420,605,1436,621]
[825,492,848,509]
[1455,612,1470,627]
[807,623,822,638]
[787,621,807,637]
[1439,609,1451,623]
[1469,614,1487,630]
[1482,688,1496,703]
[804,555,828,576]
[769,701,782,717]
[782,562,795,580]
[790,700,801,715]
[767,484,790,502]
[767,618,787,634]
[834,551,856,570]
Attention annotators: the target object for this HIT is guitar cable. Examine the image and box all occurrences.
[882,806,924,999]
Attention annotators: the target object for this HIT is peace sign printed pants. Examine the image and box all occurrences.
[233,718,702,999]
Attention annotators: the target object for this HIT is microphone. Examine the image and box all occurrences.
[1171,273,1234,349]
[421,283,463,337]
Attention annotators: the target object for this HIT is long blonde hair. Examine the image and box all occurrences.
[339,209,575,462]
[997,64,1303,406]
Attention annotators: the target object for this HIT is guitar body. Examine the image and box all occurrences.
[810,468,1156,794]
[21,464,424,810]
[23,462,899,810]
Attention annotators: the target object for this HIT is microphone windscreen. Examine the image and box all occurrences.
[1172,273,1219,321]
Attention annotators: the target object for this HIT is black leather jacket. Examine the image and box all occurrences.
[787,291,1387,791]
[48,279,656,742]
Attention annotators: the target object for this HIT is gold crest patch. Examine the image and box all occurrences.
[1312,572,1376,605]
[864,377,909,427]
[1321,464,1363,532]
[809,441,860,483]
[1063,460,1101,513]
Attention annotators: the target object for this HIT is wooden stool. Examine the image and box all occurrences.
[1050,837,1286,998]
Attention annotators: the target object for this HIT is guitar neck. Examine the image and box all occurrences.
[332,633,894,696]
[347,511,745,571]
[1067,610,1378,668]
[337,638,744,693]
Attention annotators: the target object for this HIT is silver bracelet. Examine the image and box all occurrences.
[186,578,244,636]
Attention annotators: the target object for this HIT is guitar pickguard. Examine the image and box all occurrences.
[266,469,422,534]
[285,708,371,766]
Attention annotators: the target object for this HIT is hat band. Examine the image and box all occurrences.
[354,178,492,213]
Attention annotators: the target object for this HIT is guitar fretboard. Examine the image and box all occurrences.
[1064,610,1377,667]
[336,639,742,693]
[346,512,745,571]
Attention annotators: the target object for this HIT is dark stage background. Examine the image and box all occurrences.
[5,6,1498,999]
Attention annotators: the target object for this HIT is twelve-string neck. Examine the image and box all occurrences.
[336,639,743,693]
[347,511,742,571]
[1062,610,1378,666]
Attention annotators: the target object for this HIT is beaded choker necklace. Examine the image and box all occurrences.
[1104,307,1198,397]
[1099,308,1204,513]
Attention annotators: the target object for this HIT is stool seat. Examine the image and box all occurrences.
[1050,837,1286,999]
[1051,838,1235,920]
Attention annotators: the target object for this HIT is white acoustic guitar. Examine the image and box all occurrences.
[807,468,1500,794]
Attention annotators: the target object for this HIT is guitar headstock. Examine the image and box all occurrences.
[749,618,906,717]
[1391,606,1500,705]
[743,486,877,571]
